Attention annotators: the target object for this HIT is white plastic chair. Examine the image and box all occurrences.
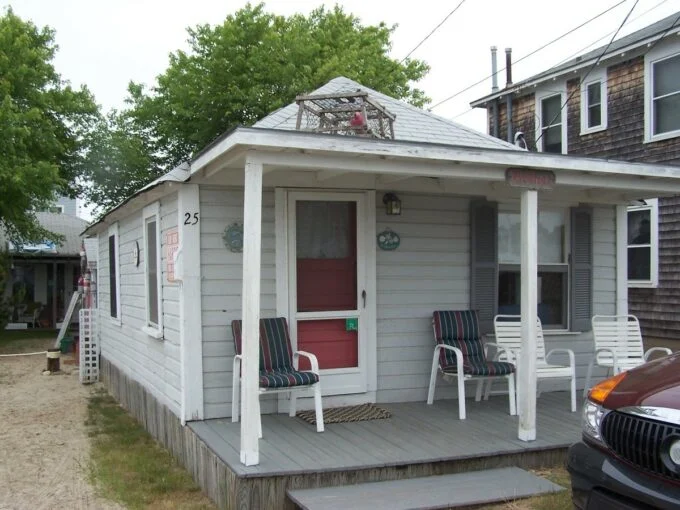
[585,315,672,397]
[491,315,577,412]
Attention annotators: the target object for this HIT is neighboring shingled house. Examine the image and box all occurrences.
[2,206,89,329]
[470,11,680,346]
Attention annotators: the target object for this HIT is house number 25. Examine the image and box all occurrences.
[184,212,199,225]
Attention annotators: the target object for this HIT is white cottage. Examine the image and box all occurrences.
[84,77,680,509]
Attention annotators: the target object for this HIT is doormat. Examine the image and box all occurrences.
[297,403,391,425]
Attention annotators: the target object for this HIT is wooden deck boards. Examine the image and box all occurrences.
[286,467,565,510]
[188,391,582,478]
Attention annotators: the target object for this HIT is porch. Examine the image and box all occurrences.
[189,392,580,502]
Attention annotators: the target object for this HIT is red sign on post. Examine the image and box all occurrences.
[166,227,179,282]
[505,168,556,190]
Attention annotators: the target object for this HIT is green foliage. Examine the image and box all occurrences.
[0,8,98,243]
[84,3,429,214]
[81,111,162,215]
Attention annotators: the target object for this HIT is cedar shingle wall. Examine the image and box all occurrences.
[631,196,680,341]
[487,55,680,341]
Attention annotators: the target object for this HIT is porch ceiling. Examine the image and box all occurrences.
[191,127,680,204]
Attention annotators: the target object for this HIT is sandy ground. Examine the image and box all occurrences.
[0,347,123,510]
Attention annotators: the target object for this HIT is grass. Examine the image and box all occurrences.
[87,389,216,510]
[0,329,57,354]
[481,465,572,510]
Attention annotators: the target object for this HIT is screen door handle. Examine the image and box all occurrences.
[362,290,367,308]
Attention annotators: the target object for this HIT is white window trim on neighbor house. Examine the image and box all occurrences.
[142,202,163,339]
[645,44,680,143]
[108,223,121,324]
[627,198,659,288]
[535,84,568,155]
[580,67,608,135]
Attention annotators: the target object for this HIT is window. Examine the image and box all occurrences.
[536,87,567,154]
[108,223,121,320]
[580,69,607,134]
[627,199,658,288]
[39,205,64,213]
[646,48,680,141]
[498,209,569,329]
[143,203,163,338]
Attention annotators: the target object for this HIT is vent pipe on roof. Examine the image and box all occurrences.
[491,46,499,93]
[505,48,513,144]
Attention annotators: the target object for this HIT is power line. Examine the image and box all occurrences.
[533,0,640,150]
[445,0,671,122]
[429,0,627,111]
[400,0,467,63]
[549,0,671,71]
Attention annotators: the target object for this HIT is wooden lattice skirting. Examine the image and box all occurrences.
[297,403,391,425]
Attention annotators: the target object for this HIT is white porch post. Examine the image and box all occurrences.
[518,189,538,442]
[178,184,204,424]
[616,205,629,316]
[240,153,263,466]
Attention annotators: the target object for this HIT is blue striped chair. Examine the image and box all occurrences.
[428,310,516,419]
[231,318,324,434]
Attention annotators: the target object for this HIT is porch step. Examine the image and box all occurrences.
[286,467,564,510]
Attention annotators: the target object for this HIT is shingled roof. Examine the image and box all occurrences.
[8,212,89,257]
[471,10,680,106]
[255,76,520,151]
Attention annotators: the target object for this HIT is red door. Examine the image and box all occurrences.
[288,192,367,395]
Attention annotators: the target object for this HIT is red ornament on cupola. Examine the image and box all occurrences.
[350,111,365,127]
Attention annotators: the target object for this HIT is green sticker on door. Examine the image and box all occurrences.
[345,318,358,331]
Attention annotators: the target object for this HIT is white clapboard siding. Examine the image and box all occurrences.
[200,187,277,419]
[97,193,182,416]
[375,193,470,403]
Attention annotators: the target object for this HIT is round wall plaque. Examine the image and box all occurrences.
[377,228,400,251]
[223,223,244,253]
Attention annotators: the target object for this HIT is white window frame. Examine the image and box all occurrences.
[645,45,680,143]
[535,84,568,154]
[142,202,163,339]
[497,205,571,330]
[108,223,121,324]
[627,198,659,288]
[580,67,607,135]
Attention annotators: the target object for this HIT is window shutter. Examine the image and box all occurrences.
[470,200,498,334]
[570,206,593,331]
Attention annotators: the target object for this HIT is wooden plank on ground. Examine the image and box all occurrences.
[287,467,564,510]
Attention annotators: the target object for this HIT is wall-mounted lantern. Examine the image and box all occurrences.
[383,192,402,216]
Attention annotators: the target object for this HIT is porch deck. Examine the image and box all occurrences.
[189,391,582,478]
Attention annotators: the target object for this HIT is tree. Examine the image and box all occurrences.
[85,3,429,211]
[0,8,98,242]
[82,111,162,214]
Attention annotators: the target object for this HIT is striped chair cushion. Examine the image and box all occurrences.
[232,318,294,372]
[442,359,515,376]
[259,368,320,388]
[433,310,484,368]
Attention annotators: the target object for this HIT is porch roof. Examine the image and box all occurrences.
[190,126,680,205]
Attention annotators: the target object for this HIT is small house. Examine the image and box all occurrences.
[83,77,680,508]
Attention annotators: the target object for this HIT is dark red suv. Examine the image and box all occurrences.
[568,352,680,509]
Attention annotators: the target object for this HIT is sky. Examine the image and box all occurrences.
[3,0,680,218]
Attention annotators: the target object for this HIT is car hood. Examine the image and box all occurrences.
[604,352,680,409]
